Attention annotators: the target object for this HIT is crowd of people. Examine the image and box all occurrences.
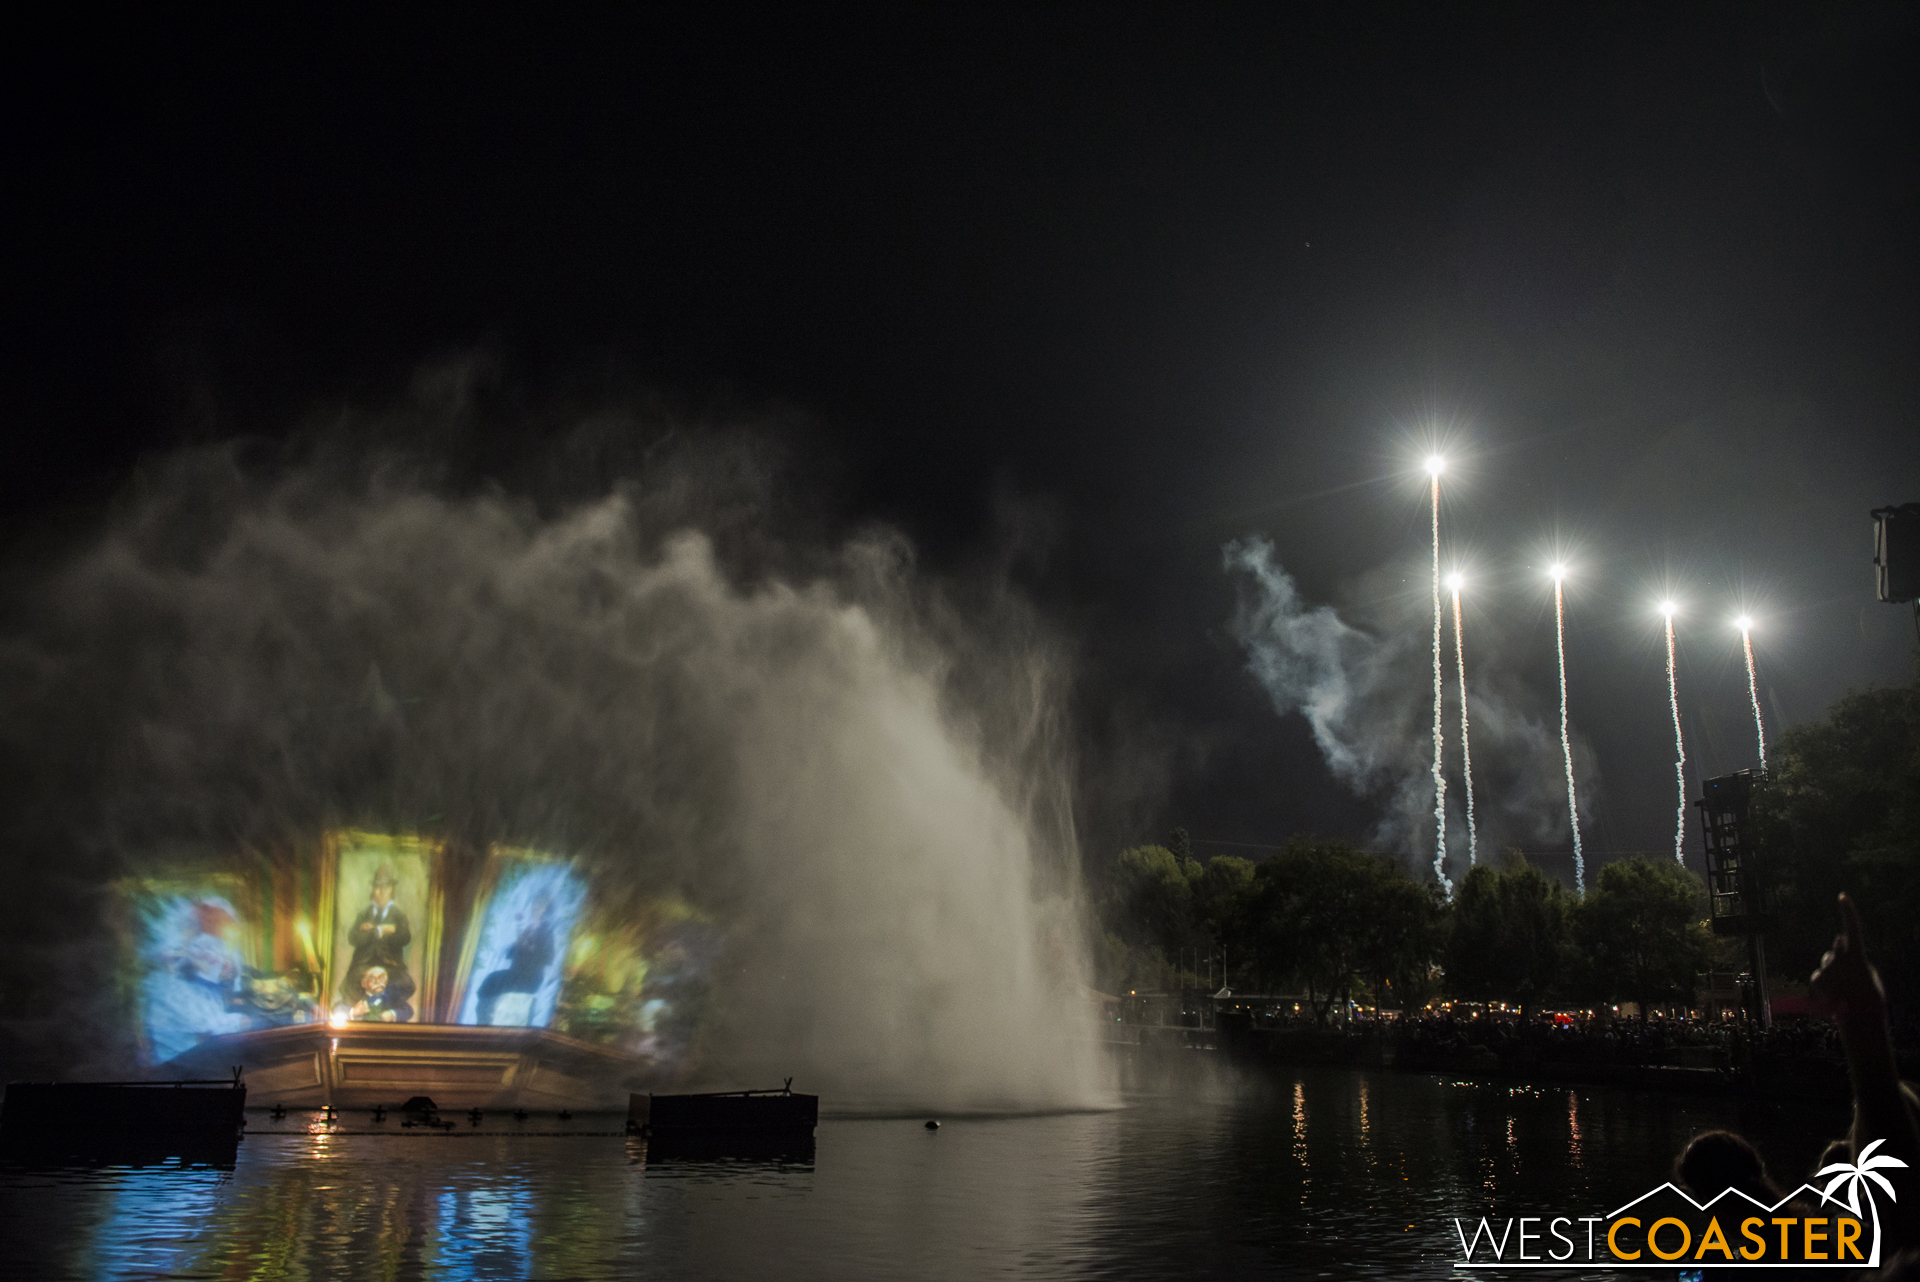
[1383,1005,1844,1068]
[1230,1001,1847,1072]
[1638,894,1920,1276]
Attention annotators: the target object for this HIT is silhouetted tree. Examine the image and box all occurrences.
[1360,864,1445,1011]
[1110,844,1198,952]
[1752,676,1920,1025]
[1248,839,1435,1023]
[1445,853,1571,1017]
[1569,856,1710,1017]
[1167,826,1194,864]
[1194,854,1256,959]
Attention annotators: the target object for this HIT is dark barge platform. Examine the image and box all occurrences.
[2,1076,248,1163]
[629,1085,818,1136]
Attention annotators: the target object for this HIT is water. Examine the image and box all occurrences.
[0,1066,1848,1280]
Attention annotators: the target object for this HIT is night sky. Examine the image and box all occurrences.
[6,4,1917,880]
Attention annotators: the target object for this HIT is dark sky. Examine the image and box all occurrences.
[6,4,1917,880]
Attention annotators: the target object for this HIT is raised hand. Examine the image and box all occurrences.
[1811,893,1886,1025]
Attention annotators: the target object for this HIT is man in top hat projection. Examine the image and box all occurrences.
[341,861,415,1020]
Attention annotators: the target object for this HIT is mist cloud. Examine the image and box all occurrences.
[0,426,1109,1110]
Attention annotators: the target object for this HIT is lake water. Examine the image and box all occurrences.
[0,1062,1851,1280]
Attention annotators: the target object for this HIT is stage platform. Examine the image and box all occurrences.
[166,1023,656,1110]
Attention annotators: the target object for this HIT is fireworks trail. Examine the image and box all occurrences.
[1447,573,1477,866]
[1551,565,1584,894]
[1662,604,1686,864]
[1427,458,1450,897]
[1738,616,1767,773]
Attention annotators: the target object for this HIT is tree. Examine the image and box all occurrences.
[1193,855,1257,960]
[1359,865,1445,1011]
[1247,839,1438,1023]
[1570,856,1711,1016]
[1445,854,1572,1016]
[1101,842,1267,993]
[1108,843,1199,956]
[1167,826,1194,864]
[1752,677,1920,1024]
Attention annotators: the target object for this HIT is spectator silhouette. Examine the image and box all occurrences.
[1673,1130,1781,1204]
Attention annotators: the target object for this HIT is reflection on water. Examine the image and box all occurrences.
[0,1068,1848,1279]
[641,1133,817,1166]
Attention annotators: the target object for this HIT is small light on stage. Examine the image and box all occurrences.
[330,1006,350,1030]
[1424,454,1446,478]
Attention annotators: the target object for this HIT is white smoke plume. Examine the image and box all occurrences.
[1223,536,1595,878]
[0,417,1111,1112]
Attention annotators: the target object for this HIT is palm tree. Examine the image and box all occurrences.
[1817,1138,1909,1263]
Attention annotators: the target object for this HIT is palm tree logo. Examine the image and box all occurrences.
[1817,1138,1909,1259]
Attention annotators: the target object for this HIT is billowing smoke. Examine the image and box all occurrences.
[1223,537,1594,877]
[0,419,1111,1111]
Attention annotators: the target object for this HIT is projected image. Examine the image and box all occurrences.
[453,850,588,1028]
[130,874,322,1064]
[327,833,442,1025]
[554,895,715,1063]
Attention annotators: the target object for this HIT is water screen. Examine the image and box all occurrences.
[130,874,321,1064]
[453,851,588,1028]
[554,894,716,1061]
[123,833,704,1057]
[326,833,443,1025]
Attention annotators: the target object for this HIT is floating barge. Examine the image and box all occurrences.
[1,1076,247,1153]
[628,1084,818,1137]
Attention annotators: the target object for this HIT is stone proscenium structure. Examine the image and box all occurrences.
[170,1022,656,1110]
[124,829,712,1107]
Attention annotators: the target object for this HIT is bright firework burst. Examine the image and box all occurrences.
[1737,615,1767,773]
[1551,563,1584,894]
[1661,601,1686,864]
[1427,457,1449,897]
[1447,571,1477,867]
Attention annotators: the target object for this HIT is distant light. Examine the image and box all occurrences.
[1549,563,1567,583]
[1659,599,1677,618]
[1735,615,1753,632]
[1444,572,1465,592]
[1425,454,1446,478]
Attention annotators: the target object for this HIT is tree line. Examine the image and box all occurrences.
[1097,831,1709,1022]
[1098,673,1920,1027]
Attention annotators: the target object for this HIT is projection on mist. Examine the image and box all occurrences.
[124,830,710,1067]
[451,851,588,1030]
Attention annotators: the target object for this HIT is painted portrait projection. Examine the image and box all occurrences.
[453,850,588,1028]
[552,894,717,1065]
[326,833,443,1025]
[130,873,323,1065]
[124,832,711,1065]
